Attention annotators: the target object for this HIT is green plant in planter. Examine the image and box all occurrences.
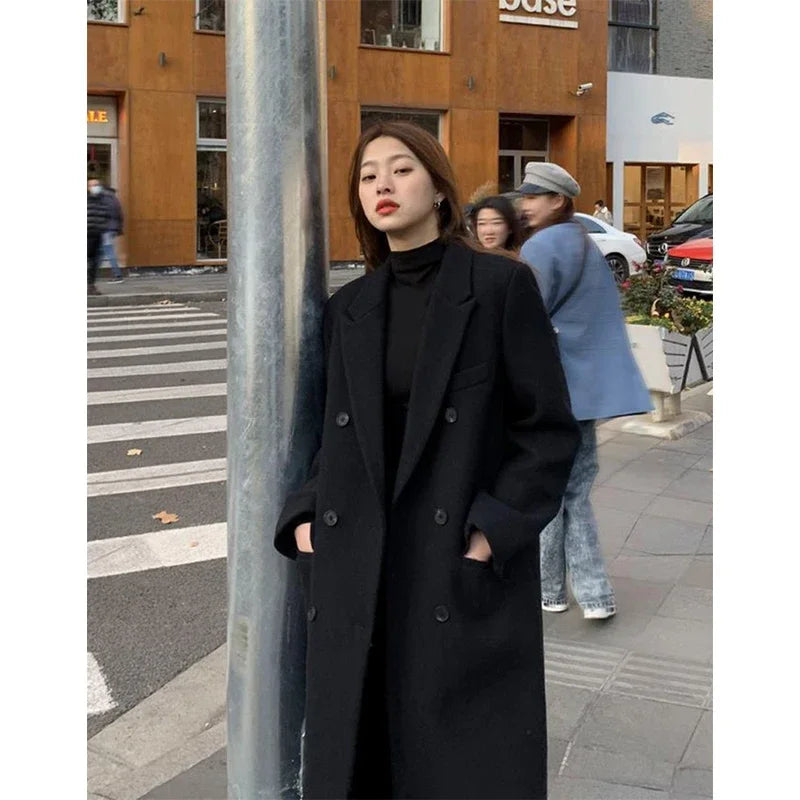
[619,261,712,336]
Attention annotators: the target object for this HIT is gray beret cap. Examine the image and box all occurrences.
[517,162,581,199]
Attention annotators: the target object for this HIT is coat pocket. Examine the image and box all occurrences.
[449,361,490,392]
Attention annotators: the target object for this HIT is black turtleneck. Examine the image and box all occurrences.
[383,237,446,493]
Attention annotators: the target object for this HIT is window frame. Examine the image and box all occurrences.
[197,98,227,149]
[195,0,226,33]
[360,0,445,53]
[87,0,126,24]
[607,0,658,74]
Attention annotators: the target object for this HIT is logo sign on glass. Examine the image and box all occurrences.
[499,0,578,29]
[87,110,109,123]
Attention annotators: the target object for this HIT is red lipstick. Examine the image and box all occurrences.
[376,200,399,216]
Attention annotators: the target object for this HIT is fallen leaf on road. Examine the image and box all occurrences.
[127,448,142,456]
[189,541,199,548]
[152,510,180,524]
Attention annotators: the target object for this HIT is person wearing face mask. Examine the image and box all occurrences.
[87,177,111,295]
[517,162,651,621]
[470,194,524,253]
[273,123,580,799]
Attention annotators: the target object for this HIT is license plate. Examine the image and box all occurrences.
[671,269,695,281]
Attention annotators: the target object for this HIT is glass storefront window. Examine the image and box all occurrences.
[197,100,227,260]
[361,107,441,139]
[196,0,225,32]
[198,101,226,140]
[87,0,123,23]
[87,142,113,187]
[361,0,442,51]
[498,116,548,194]
[608,0,657,73]
[624,163,699,241]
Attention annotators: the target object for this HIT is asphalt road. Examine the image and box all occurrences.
[87,277,363,738]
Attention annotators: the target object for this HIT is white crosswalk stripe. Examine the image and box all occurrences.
[88,329,227,344]
[88,359,227,379]
[87,301,233,721]
[88,341,227,359]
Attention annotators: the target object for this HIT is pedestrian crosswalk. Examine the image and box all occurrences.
[87,301,230,733]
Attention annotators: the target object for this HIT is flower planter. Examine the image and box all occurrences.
[626,324,713,422]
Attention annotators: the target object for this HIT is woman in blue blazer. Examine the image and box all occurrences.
[518,162,652,619]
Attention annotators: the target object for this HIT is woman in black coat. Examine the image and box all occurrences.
[275,121,580,799]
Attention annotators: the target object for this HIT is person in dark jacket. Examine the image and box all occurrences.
[101,187,125,282]
[87,178,110,294]
[518,162,652,620]
[274,122,580,799]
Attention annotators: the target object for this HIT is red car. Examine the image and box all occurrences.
[664,237,712,298]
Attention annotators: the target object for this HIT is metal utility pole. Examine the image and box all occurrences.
[226,0,328,797]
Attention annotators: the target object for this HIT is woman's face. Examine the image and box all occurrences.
[475,208,510,249]
[520,193,566,230]
[358,135,443,250]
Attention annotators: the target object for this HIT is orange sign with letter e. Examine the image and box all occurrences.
[88,110,109,123]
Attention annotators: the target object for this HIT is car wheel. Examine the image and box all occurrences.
[605,253,629,284]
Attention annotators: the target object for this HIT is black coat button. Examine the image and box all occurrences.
[323,510,338,527]
[307,605,317,622]
[434,605,450,623]
[335,412,350,427]
[444,407,458,423]
[434,508,448,525]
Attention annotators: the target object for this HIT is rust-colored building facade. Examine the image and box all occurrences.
[88,0,608,267]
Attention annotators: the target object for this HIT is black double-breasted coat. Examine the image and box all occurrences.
[275,241,580,799]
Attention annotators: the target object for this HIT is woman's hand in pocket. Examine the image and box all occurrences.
[464,530,492,563]
[295,522,313,554]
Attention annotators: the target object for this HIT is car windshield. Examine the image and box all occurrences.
[673,195,713,225]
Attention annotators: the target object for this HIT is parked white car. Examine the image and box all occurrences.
[573,213,646,284]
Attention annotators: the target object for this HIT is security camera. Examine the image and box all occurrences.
[577,82,594,93]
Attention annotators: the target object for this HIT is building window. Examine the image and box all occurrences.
[196,0,225,32]
[87,0,124,23]
[197,100,227,260]
[361,0,442,51]
[361,107,441,139]
[623,163,697,242]
[608,0,657,73]
[498,116,549,194]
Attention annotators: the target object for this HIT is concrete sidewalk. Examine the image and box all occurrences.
[88,385,712,800]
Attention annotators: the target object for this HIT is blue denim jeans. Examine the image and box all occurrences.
[102,231,123,279]
[540,419,616,611]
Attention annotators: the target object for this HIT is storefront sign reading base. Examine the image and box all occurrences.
[499,0,578,29]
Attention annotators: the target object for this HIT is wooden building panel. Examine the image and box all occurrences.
[358,49,451,108]
[326,0,360,102]
[128,0,194,92]
[128,90,196,222]
[449,108,498,203]
[327,99,361,261]
[496,26,577,113]
[193,32,226,96]
[448,0,498,111]
[128,220,196,267]
[576,114,607,214]
[88,23,129,90]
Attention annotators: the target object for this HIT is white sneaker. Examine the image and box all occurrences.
[583,607,616,620]
[542,601,569,613]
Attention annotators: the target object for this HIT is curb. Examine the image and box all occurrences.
[88,645,227,800]
[88,291,227,308]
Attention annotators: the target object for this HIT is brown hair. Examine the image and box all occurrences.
[348,121,472,271]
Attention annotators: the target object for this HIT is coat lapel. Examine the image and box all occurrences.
[392,244,475,504]
[340,265,389,509]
